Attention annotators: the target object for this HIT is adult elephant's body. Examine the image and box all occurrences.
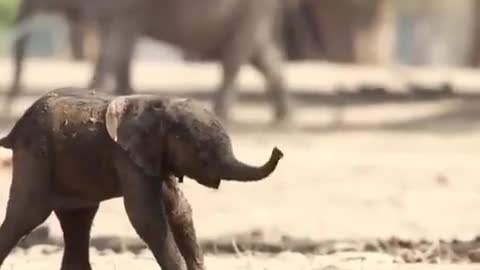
[7,0,300,123]
[89,0,290,123]
[0,87,283,269]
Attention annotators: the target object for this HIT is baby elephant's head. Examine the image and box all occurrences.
[105,95,284,189]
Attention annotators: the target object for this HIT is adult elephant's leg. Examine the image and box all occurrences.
[213,10,260,121]
[213,50,244,122]
[6,1,32,106]
[113,22,137,95]
[10,31,28,97]
[66,11,86,61]
[88,21,112,91]
[54,205,99,270]
[89,18,137,95]
[0,149,52,266]
[251,43,291,123]
[115,155,186,270]
[162,178,205,270]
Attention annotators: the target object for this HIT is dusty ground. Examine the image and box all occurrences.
[2,59,480,268]
[5,248,480,270]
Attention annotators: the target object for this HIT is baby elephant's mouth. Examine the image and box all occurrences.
[172,172,221,189]
[195,178,221,189]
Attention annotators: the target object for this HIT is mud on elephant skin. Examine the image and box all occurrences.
[0,87,284,270]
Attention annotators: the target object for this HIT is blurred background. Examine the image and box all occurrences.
[2,0,480,268]
[1,0,480,66]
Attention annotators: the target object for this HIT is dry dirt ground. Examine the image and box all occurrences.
[2,59,480,269]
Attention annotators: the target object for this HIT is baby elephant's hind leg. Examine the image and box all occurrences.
[55,205,99,270]
[162,178,205,270]
[0,149,53,266]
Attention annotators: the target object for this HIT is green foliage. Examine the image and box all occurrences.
[0,0,19,27]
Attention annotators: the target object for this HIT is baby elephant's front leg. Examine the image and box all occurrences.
[162,177,205,270]
[116,155,186,270]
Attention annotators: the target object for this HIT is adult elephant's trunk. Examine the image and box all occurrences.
[221,147,284,181]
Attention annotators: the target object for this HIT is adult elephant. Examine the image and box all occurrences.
[88,0,292,124]
[7,0,317,123]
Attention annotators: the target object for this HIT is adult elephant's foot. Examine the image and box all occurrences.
[116,87,134,96]
[212,99,232,124]
[272,113,294,131]
[214,110,232,125]
[272,98,293,126]
[274,107,291,122]
[2,88,19,116]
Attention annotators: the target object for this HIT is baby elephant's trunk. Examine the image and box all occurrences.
[221,147,284,182]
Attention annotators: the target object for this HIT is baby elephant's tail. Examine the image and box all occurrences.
[0,134,13,149]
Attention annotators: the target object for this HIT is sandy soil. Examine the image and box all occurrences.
[2,59,480,268]
[5,247,480,270]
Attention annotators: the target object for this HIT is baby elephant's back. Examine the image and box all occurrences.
[44,89,121,195]
[5,88,112,152]
[45,90,114,159]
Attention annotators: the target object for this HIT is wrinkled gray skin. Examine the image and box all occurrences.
[87,0,292,123]
[0,87,283,270]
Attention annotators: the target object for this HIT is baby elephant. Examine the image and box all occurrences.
[0,87,283,270]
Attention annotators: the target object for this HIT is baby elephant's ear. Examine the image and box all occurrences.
[105,96,158,176]
[106,96,129,143]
